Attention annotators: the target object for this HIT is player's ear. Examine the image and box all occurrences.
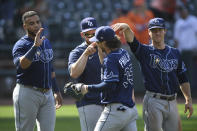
[23,23,27,30]
[148,29,151,36]
[80,32,85,38]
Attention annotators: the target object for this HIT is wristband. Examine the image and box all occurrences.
[24,46,38,61]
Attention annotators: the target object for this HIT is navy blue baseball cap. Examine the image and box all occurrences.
[80,17,97,32]
[89,26,115,42]
[148,18,165,30]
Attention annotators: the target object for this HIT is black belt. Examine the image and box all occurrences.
[153,94,176,101]
[32,87,50,93]
[24,85,50,93]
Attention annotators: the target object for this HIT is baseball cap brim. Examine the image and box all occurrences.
[149,26,165,30]
[89,36,99,42]
[81,27,97,33]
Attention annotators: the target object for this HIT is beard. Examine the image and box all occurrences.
[27,28,39,38]
[27,29,36,37]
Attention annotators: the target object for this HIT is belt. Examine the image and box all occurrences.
[146,91,176,101]
[153,94,176,101]
[21,84,50,93]
[32,87,50,93]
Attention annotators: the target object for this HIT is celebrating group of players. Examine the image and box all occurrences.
[12,10,193,131]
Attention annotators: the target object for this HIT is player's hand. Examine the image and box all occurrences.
[34,28,45,47]
[84,42,97,56]
[111,23,130,34]
[111,23,134,43]
[81,85,88,95]
[184,99,193,118]
[54,92,63,109]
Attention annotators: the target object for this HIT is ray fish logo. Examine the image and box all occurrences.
[150,54,178,72]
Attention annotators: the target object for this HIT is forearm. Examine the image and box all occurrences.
[20,45,38,69]
[124,27,135,43]
[70,52,88,78]
[180,82,192,102]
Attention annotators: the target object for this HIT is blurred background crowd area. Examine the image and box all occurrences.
[0,0,197,98]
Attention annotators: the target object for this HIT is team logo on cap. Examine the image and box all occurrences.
[86,21,93,27]
[153,19,160,24]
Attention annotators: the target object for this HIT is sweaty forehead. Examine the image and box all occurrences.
[25,15,40,23]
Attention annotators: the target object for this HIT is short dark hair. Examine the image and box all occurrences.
[105,35,121,49]
[22,11,39,24]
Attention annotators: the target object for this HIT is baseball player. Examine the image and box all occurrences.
[68,17,103,131]
[77,26,138,131]
[112,18,193,131]
[12,11,63,131]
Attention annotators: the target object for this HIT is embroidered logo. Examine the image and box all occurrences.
[150,54,178,72]
[34,48,53,63]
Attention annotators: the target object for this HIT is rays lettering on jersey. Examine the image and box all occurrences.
[34,48,53,63]
[150,54,178,72]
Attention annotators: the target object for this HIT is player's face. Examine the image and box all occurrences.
[23,15,42,37]
[81,30,96,44]
[149,28,166,43]
[97,41,106,52]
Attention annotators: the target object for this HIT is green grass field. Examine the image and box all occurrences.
[0,104,196,131]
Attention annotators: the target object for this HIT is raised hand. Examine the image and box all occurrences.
[84,42,97,56]
[34,28,45,47]
[111,23,129,34]
[111,23,134,43]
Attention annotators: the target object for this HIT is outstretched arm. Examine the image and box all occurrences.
[111,23,135,43]
[180,82,193,118]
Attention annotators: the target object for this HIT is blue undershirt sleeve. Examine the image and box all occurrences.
[127,37,139,53]
[52,77,60,93]
[177,72,188,84]
[88,81,118,92]
[51,66,60,93]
